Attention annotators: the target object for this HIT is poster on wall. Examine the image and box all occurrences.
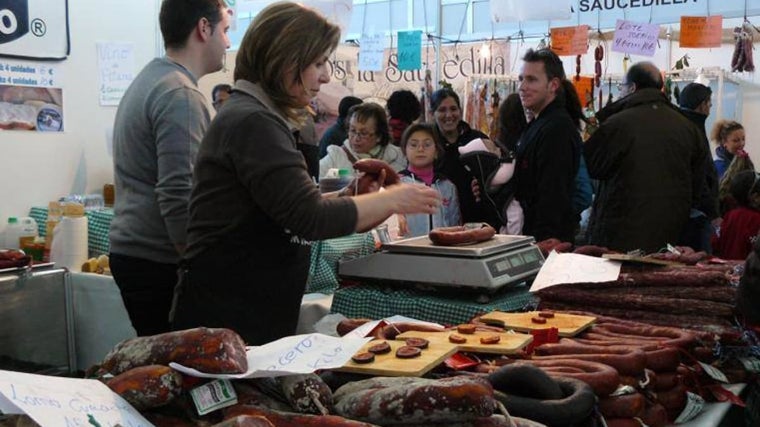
[97,42,134,106]
[0,58,64,131]
[0,0,70,60]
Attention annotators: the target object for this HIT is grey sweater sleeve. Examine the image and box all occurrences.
[152,87,210,247]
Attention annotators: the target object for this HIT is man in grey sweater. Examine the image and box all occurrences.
[109,0,230,336]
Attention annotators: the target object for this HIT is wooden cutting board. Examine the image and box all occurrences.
[479,311,596,337]
[602,253,684,267]
[336,339,458,377]
[395,330,533,355]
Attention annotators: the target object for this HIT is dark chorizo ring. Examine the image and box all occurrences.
[428,223,496,246]
[510,359,620,397]
[487,364,564,400]
[492,377,596,427]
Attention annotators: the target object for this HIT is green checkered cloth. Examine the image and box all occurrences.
[331,284,538,326]
[29,206,113,257]
[307,233,376,294]
[30,205,376,286]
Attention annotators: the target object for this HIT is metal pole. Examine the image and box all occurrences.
[435,0,442,90]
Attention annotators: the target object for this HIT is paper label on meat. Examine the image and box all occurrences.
[739,357,760,373]
[698,361,729,383]
[674,392,706,424]
[190,379,238,415]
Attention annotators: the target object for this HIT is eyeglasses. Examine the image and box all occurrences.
[408,141,436,150]
[348,129,376,140]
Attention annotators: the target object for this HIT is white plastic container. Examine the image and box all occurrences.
[4,216,39,249]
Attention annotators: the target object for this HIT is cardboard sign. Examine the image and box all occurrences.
[612,19,660,57]
[680,16,723,48]
[551,25,590,56]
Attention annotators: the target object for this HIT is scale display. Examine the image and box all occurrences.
[338,235,544,291]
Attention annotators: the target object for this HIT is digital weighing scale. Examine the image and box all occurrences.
[338,234,544,291]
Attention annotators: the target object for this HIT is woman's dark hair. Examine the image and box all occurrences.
[730,170,760,207]
[430,88,461,111]
[160,0,225,50]
[387,90,421,123]
[347,102,390,146]
[498,93,527,151]
[399,123,442,159]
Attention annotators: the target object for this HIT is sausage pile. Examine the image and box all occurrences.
[537,262,741,336]
[91,326,559,427]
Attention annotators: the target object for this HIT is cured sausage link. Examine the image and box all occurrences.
[429,223,496,246]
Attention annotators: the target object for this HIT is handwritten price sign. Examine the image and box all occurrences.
[550,25,589,56]
[612,20,660,57]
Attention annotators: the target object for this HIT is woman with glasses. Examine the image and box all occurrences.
[429,88,498,228]
[714,170,760,260]
[319,102,406,178]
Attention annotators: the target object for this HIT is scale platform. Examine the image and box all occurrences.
[338,234,544,291]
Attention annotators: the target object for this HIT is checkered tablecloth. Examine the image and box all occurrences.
[29,206,113,257]
[331,284,538,326]
[29,206,376,282]
[306,232,376,294]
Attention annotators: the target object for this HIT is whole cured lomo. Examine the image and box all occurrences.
[100,327,248,375]
[429,223,496,246]
[106,364,183,410]
[333,376,496,425]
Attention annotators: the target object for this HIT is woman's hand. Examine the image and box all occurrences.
[384,183,441,214]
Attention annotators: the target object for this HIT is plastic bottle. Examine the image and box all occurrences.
[4,217,39,249]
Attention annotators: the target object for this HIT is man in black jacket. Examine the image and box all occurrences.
[515,49,581,242]
[678,82,719,252]
[584,62,707,253]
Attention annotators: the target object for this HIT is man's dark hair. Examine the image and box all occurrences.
[625,62,663,90]
[679,82,713,110]
[160,0,225,50]
[338,96,362,120]
[522,48,566,81]
[387,90,422,123]
[212,83,232,103]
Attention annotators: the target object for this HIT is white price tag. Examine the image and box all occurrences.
[190,379,238,415]
[738,357,760,373]
[674,391,706,424]
[698,361,729,383]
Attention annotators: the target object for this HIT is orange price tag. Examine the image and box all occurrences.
[680,16,723,48]
[551,25,590,56]
[572,76,594,108]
